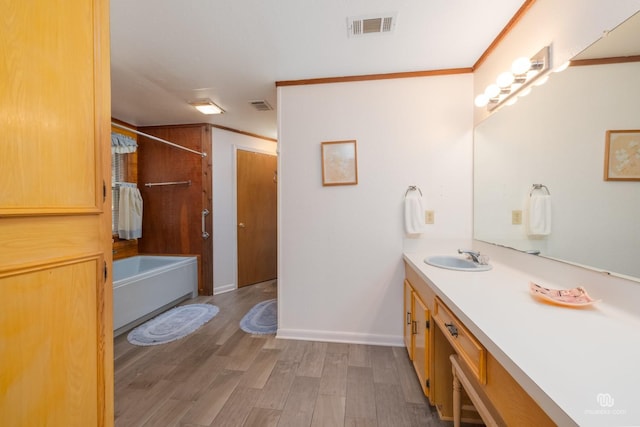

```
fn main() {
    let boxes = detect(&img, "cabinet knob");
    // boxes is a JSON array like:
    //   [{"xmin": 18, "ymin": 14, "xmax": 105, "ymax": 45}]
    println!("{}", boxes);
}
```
[{"xmin": 238, "ymin": 223, "xmax": 245, "ymax": 228}]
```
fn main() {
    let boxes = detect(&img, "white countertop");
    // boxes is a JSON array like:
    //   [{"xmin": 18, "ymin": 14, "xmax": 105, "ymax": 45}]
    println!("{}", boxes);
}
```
[{"xmin": 404, "ymin": 246, "xmax": 640, "ymax": 427}]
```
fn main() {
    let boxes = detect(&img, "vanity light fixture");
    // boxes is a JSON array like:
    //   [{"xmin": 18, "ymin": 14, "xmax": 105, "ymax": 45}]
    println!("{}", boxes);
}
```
[
  {"xmin": 474, "ymin": 45, "xmax": 552, "ymax": 111},
  {"xmin": 189, "ymin": 99, "xmax": 224, "ymax": 115}
]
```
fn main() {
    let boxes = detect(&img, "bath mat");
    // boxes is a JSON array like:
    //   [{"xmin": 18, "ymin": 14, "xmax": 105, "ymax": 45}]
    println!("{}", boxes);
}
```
[
  {"xmin": 240, "ymin": 299, "xmax": 277, "ymax": 335},
  {"xmin": 127, "ymin": 303, "xmax": 219, "ymax": 346}
]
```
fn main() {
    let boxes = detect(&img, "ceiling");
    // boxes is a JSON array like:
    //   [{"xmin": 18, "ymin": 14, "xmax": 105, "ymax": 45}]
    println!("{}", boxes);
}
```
[{"xmin": 110, "ymin": 0, "xmax": 527, "ymax": 139}]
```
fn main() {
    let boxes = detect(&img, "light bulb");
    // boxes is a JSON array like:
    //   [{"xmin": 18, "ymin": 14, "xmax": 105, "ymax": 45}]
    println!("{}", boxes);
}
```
[
  {"xmin": 505, "ymin": 97, "xmax": 518, "ymax": 106},
  {"xmin": 512, "ymin": 57, "xmax": 531, "ymax": 75},
  {"xmin": 497, "ymin": 71, "xmax": 515, "ymax": 88},
  {"xmin": 474, "ymin": 93, "xmax": 489, "ymax": 107},
  {"xmin": 554, "ymin": 60, "xmax": 570, "ymax": 72},
  {"xmin": 484, "ymin": 84, "xmax": 500, "ymax": 98}
]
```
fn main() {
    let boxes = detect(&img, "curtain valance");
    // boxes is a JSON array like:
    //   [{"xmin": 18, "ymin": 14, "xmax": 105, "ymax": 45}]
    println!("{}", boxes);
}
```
[{"xmin": 111, "ymin": 132, "xmax": 137, "ymax": 154}]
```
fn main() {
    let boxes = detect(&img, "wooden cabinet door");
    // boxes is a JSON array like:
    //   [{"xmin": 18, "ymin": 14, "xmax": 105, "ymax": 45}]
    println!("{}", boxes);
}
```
[
  {"xmin": 403, "ymin": 280, "xmax": 414, "ymax": 358},
  {"xmin": 0, "ymin": 1, "xmax": 113, "ymax": 425},
  {"xmin": 412, "ymin": 294, "xmax": 430, "ymax": 398}
]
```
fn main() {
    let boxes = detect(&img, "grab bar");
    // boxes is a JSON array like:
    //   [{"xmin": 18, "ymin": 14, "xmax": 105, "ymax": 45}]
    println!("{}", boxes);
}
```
[{"xmin": 202, "ymin": 209, "xmax": 210, "ymax": 239}]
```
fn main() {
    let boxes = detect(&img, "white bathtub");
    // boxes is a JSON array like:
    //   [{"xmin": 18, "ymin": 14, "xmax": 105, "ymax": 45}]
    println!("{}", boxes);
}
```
[{"xmin": 113, "ymin": 255, "xmax": 198, "ymax": 336}]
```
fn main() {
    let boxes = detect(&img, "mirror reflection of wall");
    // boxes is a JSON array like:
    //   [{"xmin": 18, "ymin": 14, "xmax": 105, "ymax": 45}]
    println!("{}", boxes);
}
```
[{"xmin": 474, "ymin": 12, "xmax": 640, "ymax": 281}]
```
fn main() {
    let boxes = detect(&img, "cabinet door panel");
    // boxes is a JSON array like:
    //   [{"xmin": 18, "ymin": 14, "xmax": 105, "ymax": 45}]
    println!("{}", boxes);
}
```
[
  {"xmin": 403, "ymin": 280, "xmax": 414, "ymax": 358},
  {"xmin": 0, "ymin": 1, "xmax": 101, "ymax": 214},
  {"xmin": 412, "ymin": 293, "xmax": 430, "ymax": 397}
]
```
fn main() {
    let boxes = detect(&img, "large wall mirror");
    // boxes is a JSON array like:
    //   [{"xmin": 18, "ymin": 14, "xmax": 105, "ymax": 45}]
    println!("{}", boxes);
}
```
[{"xmin": 474, "ymin": 11, "xmax": 640, "ymax": 281}]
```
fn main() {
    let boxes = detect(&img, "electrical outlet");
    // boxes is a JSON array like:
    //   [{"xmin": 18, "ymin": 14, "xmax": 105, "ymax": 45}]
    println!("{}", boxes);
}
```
[
  {"xmin": 512, "ymin": 210, "xmax": 523, "ymax": 225},
  {"xmin": 425, "ymin": 210, "xmax": 435, "ymax": 224}
]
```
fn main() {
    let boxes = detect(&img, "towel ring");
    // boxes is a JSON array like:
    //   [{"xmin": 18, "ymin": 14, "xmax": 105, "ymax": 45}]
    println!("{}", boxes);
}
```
[
  {"xmin": 405, "ymin": 185, "xmax": 422, "ymax": 197},
  {"xmin": 530, "ymin": 184, "xmax": 551, "ymax": 196}
]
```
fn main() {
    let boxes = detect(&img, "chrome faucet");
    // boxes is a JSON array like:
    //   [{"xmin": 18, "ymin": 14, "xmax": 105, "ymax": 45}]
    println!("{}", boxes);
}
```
[{"xmin": 458, "ymin": 249, "xmax": 481, "ymax": 263}]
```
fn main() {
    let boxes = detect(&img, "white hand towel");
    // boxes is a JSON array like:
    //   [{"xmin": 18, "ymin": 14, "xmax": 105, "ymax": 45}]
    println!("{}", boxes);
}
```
[
  {"xmin": 118, "ymin": 186, "xmax": 143, "ymax": 239},
  {"xmin": 404, "ymin": 191, "xmax": 426, "ymax": 234},
  {"xmin": 527, "ymin": 194, "xmax": 551, "ymax": 236}
]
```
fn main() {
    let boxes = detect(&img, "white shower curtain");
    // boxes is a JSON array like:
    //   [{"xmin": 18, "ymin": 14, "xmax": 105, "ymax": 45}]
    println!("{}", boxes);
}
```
[{"xmin": 118, "ymin": 185, "xmax": 143, "ymax": 239}]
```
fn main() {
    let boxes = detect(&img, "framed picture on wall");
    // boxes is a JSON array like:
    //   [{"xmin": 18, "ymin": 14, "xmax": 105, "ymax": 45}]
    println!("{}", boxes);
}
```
[
  {"xmin": 321, "ymin": 140, "xmax": 358, "ymax": 186},
  {"xmin": 604, "ymin": 129, "xmax": 640, "ymax": 181}
]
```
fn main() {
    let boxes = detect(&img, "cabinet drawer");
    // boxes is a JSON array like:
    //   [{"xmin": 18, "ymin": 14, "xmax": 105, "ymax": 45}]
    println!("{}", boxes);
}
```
[{"xmin": 434, "ymin": 297, "xmax": 486, "ymax": 384}]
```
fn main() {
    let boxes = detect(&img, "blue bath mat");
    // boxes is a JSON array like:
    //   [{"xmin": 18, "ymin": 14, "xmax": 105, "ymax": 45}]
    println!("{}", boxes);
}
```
[
  {"xmin": 127, "ymin": 303, "xmax": 219, "ymax": 346},
  {"xmin": 240, "ymin": 299, "xmax": 277, "ymax": 335}
]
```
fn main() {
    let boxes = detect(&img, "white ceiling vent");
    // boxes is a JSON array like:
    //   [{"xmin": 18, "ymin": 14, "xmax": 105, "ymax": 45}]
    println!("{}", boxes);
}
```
[
  {"xmin": 347, "ymin": 13, "xmax": 396, "ymax": 37},
  {"xmin": 249, "ymin": 100, "xmax": 273, "ymax": 111}
]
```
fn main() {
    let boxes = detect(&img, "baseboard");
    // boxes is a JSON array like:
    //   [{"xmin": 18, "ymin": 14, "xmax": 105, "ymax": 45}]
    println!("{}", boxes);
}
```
[
  {"xmin": 276, "ymin": 328, "xmax": 404, "ymax": 347},
  {"xmin": 213, "ymin": 283, "xmax": 236, "ymax": 295}
]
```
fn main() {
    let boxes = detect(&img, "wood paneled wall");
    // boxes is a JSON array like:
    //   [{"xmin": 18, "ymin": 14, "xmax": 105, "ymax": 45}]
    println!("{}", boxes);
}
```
[{"xmin": 137, "ymin": 124, "xmax": 213, "ymax": 295}]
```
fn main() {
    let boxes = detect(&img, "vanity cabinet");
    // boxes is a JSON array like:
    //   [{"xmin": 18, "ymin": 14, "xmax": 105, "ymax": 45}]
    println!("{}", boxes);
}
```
[
  {"xmin": 404, "ymin": 261, "xmax": 555, "ymax": 426},
  {"xmin": 404, "ymin": 280, "xmax": 431, "ymax": 396},
  {"xmin": 433, "ymin": 297, "xmax": 486, "ymax": 384}
]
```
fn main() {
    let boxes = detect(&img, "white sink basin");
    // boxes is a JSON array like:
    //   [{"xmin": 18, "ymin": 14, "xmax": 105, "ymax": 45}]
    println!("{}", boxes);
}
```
[{"xmin": 424, "ymin": 255, "xmax": 492, "ymax": 272}]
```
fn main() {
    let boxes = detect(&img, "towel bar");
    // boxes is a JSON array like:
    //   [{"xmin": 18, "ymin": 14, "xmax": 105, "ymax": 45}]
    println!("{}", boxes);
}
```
[
  {"xmin": 144, "ymin": 180, "xmax": 192, "ymax": 187},
  {"xmin": 529, "ymin": 184, "xmax": 550, "ymax": 196},
  {"xmin": 405, "ymin": 185, "xmax": 423, "ymax": 197}
]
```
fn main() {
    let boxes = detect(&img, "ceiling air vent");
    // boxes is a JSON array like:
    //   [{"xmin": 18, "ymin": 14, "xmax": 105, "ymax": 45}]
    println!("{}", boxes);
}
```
[
  {"xmin": 249, "ymin": 100, "xmax": 273, "ymax": 111},
  {"xmin": 347, "ymin": 13, "xmax": 396, "ymax": 37}
]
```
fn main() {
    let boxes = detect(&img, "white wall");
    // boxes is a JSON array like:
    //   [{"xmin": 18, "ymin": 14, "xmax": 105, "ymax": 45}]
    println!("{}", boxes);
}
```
[
  {"xmin": 278, "ymin": 75, "xmax": 473, "ymax": 345},
  {"xmin": 212, "ymin": 127, "xmax": 277, "ymax": 294}
]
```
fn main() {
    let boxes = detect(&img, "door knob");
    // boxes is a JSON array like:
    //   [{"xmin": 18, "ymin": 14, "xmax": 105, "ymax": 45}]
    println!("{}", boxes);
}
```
[{"xmin": 238, "ymin": 222, "xmax": 245, "ymax": 228}]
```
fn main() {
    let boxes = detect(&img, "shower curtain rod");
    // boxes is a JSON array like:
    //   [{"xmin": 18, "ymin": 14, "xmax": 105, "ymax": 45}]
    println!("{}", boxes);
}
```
[{"xmin": 111, "ymin": 122, "xmax": 207, "ymax": 157}]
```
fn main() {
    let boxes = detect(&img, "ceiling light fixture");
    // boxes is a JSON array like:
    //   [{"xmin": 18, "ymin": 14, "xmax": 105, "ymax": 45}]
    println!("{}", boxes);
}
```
[
  {"xmin": 474, "ymin": 46, "xmax": 552, "ymax": 111},
  {"xmin": 189, "ymin": 99, "xmax": 224, "ymax": 115}
]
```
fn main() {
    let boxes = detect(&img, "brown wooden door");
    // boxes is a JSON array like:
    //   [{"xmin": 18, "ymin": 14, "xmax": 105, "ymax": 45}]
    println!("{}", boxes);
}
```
[
  {"xmin": 0, "ymin": 1, "xmax": 113, "ymax": 425},
  {"xmin": 237, "ymin": 150, "xmax": 277, "ymax": 287},
  {"xmin": 137, "ymin": 124, "xmax": 213, "ymax": 295}
]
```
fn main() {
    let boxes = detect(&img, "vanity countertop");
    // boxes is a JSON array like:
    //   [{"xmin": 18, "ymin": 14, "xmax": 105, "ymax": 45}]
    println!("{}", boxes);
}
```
[{"xmin": 404, "ymin": 246, "xmax": 640, "ymax": 427}]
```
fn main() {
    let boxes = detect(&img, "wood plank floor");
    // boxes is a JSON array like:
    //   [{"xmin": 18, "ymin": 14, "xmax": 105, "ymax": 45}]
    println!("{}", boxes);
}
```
[{"xmin": 114, "ymin": 280, "xmax": 456, "ymax": 427}]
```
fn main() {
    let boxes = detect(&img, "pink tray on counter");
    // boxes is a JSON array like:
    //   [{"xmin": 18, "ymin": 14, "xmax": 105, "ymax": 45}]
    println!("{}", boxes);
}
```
[{"xmin": 529, "ymin": 282, "xmax": 599, "ymax": 307}]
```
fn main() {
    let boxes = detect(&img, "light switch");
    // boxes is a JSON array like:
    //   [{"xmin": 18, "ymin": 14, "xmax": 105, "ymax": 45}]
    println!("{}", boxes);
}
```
[
  {"xmin": 512, "ymin": 210, "xmax": 522, "ymax": 225},
  {"xmin": 425, "ymin": 210, "xmax": 435, "ymax": 224}
]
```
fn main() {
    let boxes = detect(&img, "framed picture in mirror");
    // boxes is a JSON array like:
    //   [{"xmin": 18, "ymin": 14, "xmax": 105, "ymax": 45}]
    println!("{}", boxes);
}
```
[
  {"xmin": 321, "ymin": 140, "xmax": 358, "ymax": 186},
  {"xmin": 604, "ymin": 129, "xmax": 640, "ymax": 181}
]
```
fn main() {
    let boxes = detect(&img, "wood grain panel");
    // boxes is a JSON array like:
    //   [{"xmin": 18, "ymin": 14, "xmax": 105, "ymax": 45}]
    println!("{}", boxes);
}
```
[
  {"xmin": 0, "ymin": 216, "xmax": 101, "ymax": 271},
  {"xmin": 0, "ymin": 0, "xmax": 100, "ymax": 214},
  {"xmin": 113, "ymin": 239, "xmax": 139, "ymax": 260},
  {"xmin": 0, "ymin": 257, "xmax": 102, "ymax": 425},
  {"xmin": 137, "ymin": 124, "xmax": 213, "ymax": 294},
  {"xmin": 404, "ymin": 281, "xmax": 414, "ymax": 358},
  {"xmin": 484, "ymin": 354, "xmax": 555, "ymax": 427},
  {"xmin": 0, "ymin": 0, "xmax": 113, "ymax": 425}
]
